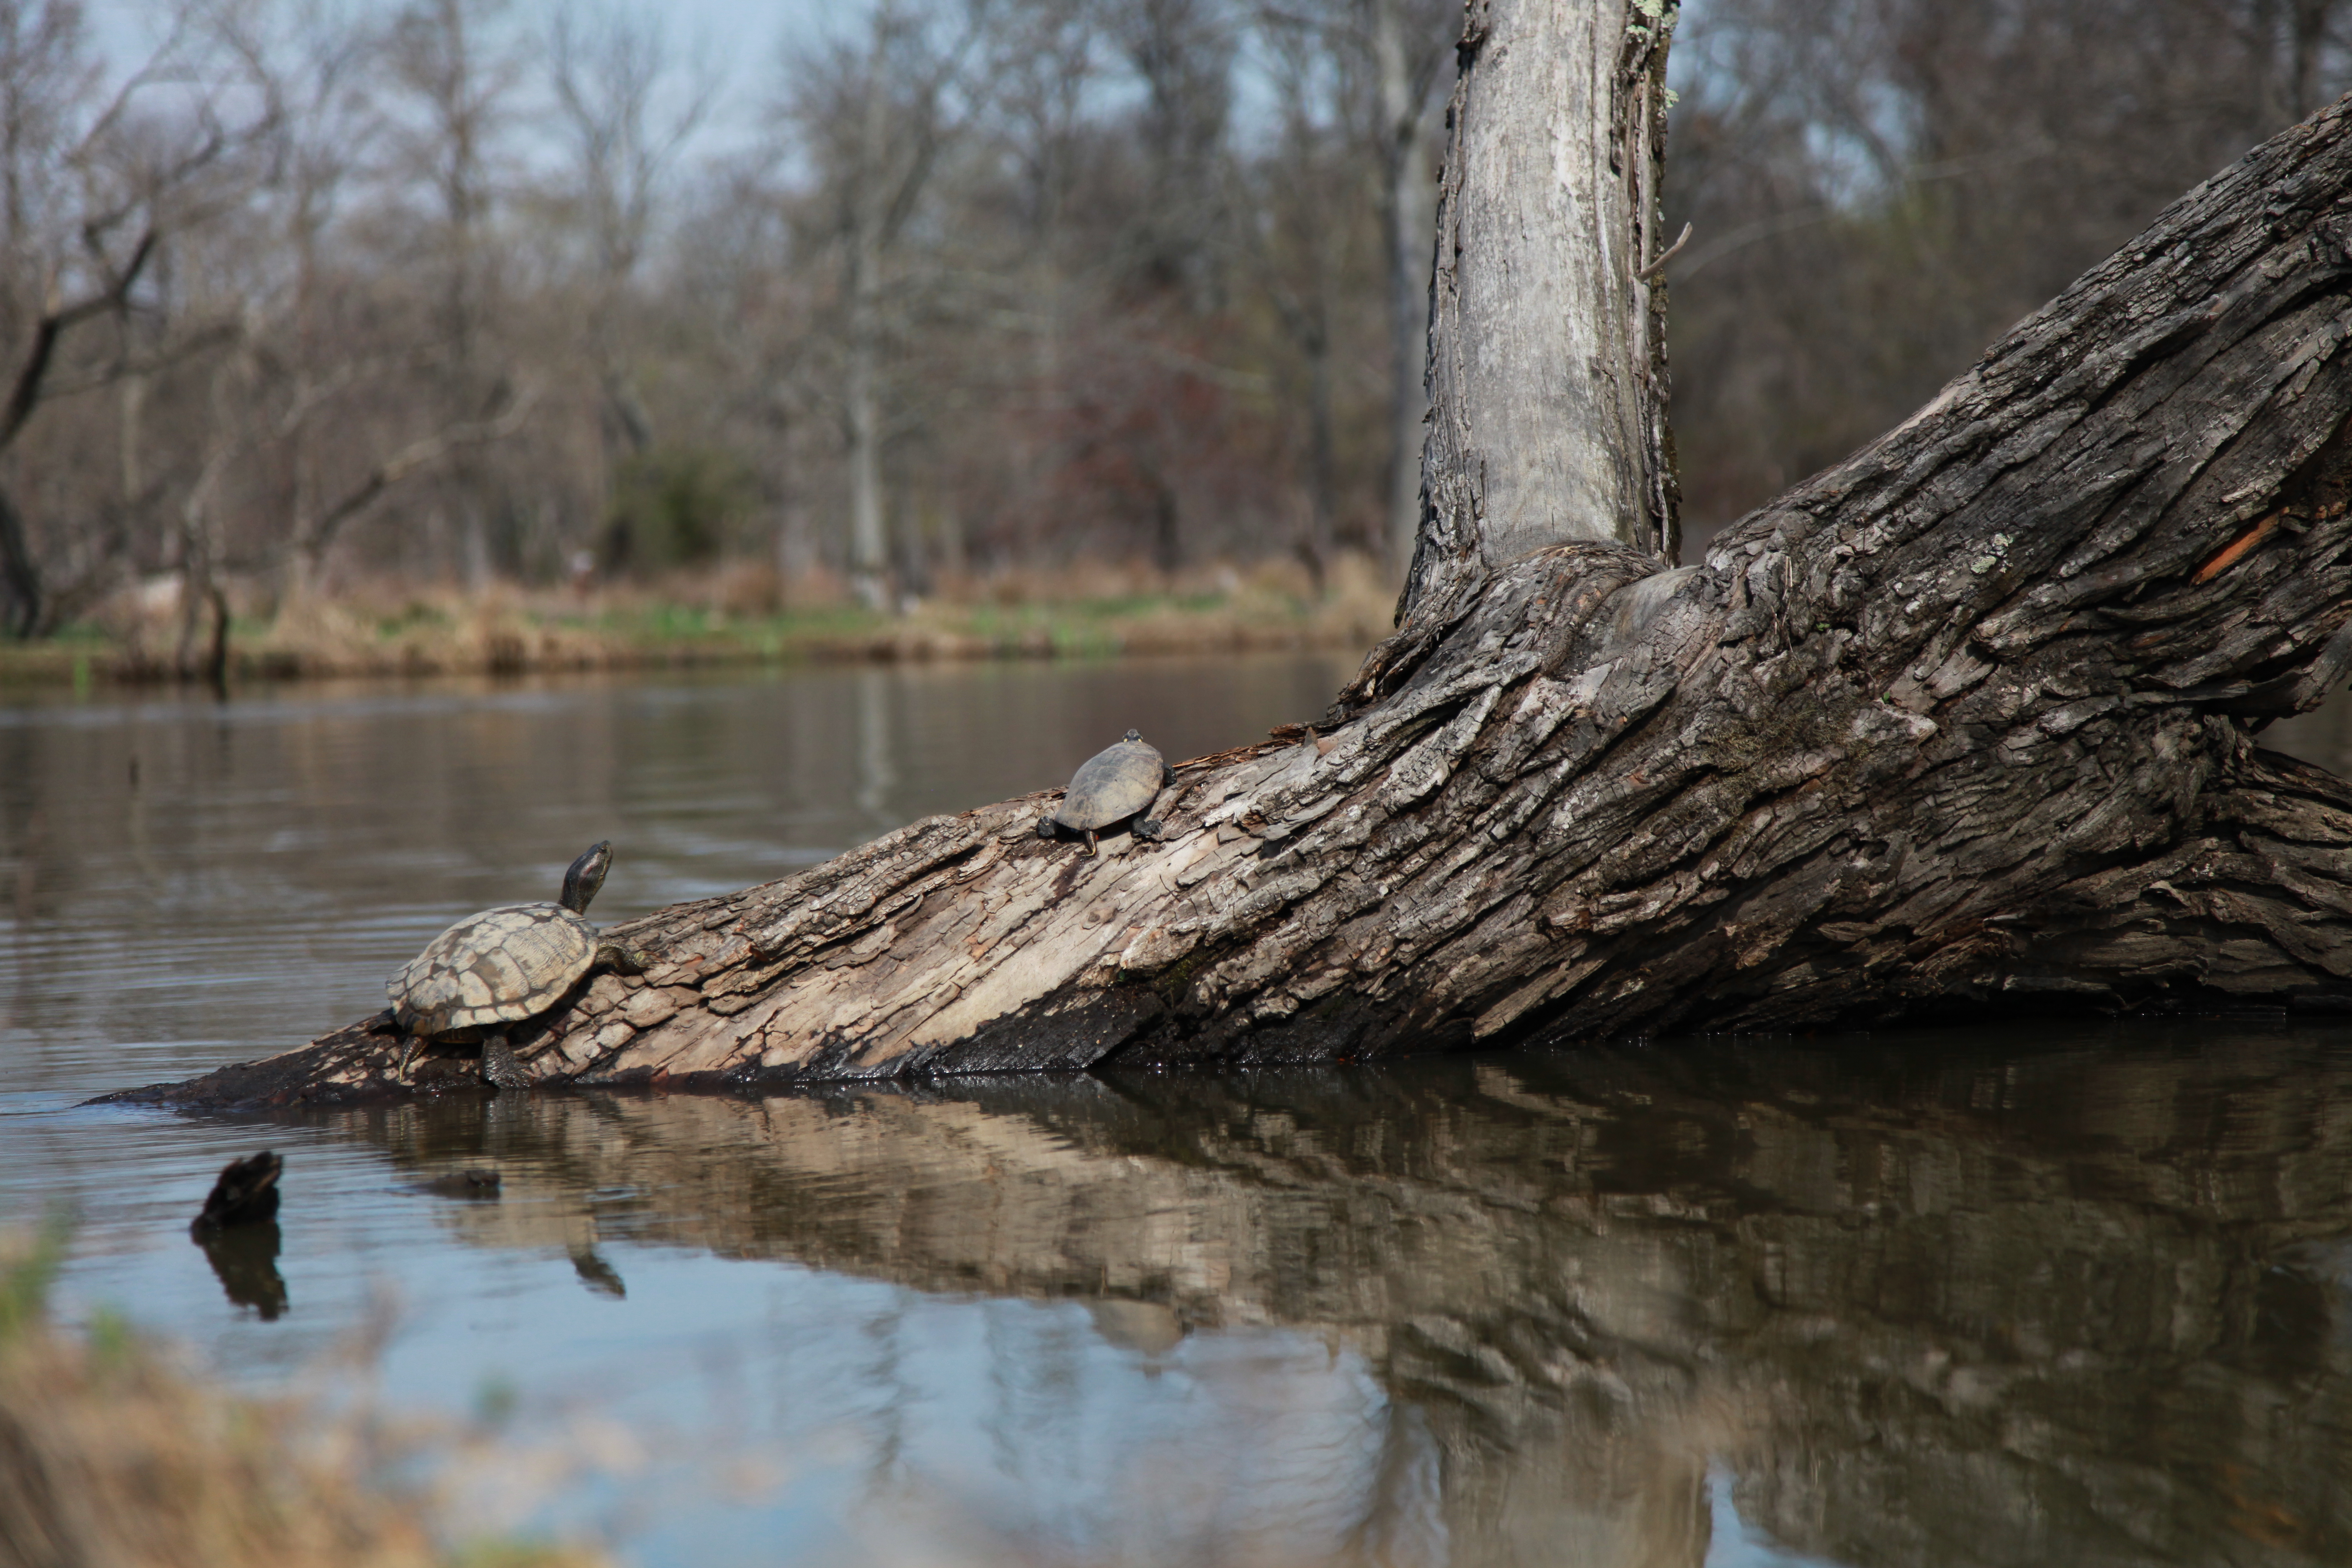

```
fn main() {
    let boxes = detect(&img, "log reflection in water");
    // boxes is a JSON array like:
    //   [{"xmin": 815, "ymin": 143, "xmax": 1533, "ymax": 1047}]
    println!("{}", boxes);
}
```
[{"xmin": 314, "ymin": 1026, "xmax": 2352, "ymax": 1568}]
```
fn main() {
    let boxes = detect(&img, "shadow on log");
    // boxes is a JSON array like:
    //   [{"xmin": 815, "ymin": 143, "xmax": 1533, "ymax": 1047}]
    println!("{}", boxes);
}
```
[
  {"xmin": 111, "ymin": 63, "xmax": 2352, "ymax": 1107},
  {"xmin": 230, "ymin": 1028, "xmax": 2352, "ymax": 1567}
]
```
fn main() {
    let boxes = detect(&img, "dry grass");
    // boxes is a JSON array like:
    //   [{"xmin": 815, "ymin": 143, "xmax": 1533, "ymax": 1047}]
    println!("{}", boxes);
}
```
[
  {"xmin": 0, "ymin": 553, "xmax": 1398, "ymax": 687},
  {"xmin": 0, "ymin": 1225, "xmax": 604, "ymax": 1568}
]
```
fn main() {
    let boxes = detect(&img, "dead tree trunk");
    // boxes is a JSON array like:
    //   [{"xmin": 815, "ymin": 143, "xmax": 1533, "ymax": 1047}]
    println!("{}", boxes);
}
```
[
  {"xmin": 124, "ymin": 24, "xmax": 2352, "ymax": 1106},
  {"xmin": 1404, "ymin": 0, "xmax": 1679, "ymax": 621}
]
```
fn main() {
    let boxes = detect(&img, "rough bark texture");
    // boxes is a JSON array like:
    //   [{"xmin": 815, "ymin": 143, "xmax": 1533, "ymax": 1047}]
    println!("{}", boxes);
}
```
[
  {"xmin": 120, "ymin": 89, "xmax": 2352, "ymax": 1108},
  {"xmin": 1373, "ymin": 0, "xmax": 1443, "ymax": 578},
  {"xmin": 1401, "ymin": 0, "xmax": 1679, "ymax": 624}
]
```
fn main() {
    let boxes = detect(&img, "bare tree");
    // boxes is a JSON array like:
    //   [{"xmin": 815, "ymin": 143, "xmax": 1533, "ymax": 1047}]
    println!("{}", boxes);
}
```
[
  {"xmin": 383, "ymin": 0, "xmax": 515, "ymax": 585},
  {"xmin": 782, "ymin": 0, "xmax": 987, "ymax": 611},
  {"xmin": 974, "ymin": 0, "xmax": 1099, "ymax": 569},
  {"xmin": 1362, "ymin": 0, "xmax": 1452, "ymax": 575},
  {"xmin": 548, "ymin": 1, "xmax": 715, "ymax": 482},
  {"xmin": 259, "ymin": 0, "xmax": 387, "ymax": 602},
  {"xmin": 0, "ymin": 0, "xmax": 277, "ymax": 637},
  {"xmin": 0, "ymin": 0, "xmax": 2339, "ymax": 693},
  {"xmin": 1238, "ymin": 4, "xmax": 1356, "ymax": 592},
  {"xmin": 1663, "ymin": 0, "xmax": 2352, "ymax": 545}
]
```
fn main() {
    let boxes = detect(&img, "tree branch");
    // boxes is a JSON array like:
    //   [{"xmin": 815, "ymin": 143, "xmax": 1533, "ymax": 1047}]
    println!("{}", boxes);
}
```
[
  {"xmin": 0, "ymin": 227, "xmax": 157, "ymax": 453},
  {"xmin": 296, "ymin": 383, "xmax": 540, "ymax": 563}
]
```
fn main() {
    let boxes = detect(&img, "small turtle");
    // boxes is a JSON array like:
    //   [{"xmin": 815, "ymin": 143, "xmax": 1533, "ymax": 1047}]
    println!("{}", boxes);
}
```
[
  {"xmin": 1038, "ymin": 729, "xmax": 1173, "ymax": 855},
  {"xmin": 385, "ymin": 841, "xmax": 650, "ymax": 1086}
]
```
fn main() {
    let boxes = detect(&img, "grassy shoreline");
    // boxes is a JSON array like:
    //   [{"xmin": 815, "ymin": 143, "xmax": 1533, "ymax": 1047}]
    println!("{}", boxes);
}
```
[{"xmin": 0, "ymin": 559, "xmax": 1395, "ymax": 689}]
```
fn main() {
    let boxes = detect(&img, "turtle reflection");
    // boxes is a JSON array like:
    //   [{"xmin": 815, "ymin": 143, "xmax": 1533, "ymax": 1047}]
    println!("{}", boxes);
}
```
[
  {"xmin": 188, "ymin": 1150, "xmax": 287, "ymax": 1320},
  {"xmin": 192, "ymin": 1220, "xmax": 287, "ymax": 1320},
  {"xmin": 569, "ymin": 1246, "xmax": 626, "ymax": 1298}
]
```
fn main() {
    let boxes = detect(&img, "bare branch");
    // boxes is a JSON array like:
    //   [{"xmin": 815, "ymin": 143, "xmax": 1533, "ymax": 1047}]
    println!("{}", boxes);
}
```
[
  {"xmin": 0, "ymin": 224, "xmax": 156, "ymax": 451},
  {"xmin": 299, "ymin": 383, "xmax": 542, "ymax": 561}
]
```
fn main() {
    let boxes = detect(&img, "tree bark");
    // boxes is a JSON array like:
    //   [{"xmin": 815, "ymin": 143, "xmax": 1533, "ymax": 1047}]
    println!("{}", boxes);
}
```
[
  {"xmin": 844, "ymin": 13, "xmax": 901, "ymax": 615},
  {"xmin": 1371, "ymin": 0, "xmax": 1442, "ymax": 580},
  {"xmin": 0, "ymin": 483, "xmax": 43, "ymax": 638},
  {"xmin": 123, "ymin": 41, "xmax": 2352, "ymax": 1106},
  {"xmin": 1402, "ymin": 0, "xmax": 1679, "ymax": 626}
]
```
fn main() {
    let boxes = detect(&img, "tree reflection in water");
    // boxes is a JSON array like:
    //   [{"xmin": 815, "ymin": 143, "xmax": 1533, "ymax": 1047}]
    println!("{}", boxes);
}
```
[{"xmin": 308, "ymin": 1023, "xmax": 2352, "ymax": 1567}]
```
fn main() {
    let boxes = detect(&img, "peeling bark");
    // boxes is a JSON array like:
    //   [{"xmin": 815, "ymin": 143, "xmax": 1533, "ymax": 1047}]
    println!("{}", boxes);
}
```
[{"xmin": 120, "ymin": 76, "xmax": 2352, "ymax": 1106}]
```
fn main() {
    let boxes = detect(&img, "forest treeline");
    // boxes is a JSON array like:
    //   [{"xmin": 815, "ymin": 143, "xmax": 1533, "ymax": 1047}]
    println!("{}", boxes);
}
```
[{"xmin": 0, "ymin": 0, "xmax": 2342, "ymax": 650}]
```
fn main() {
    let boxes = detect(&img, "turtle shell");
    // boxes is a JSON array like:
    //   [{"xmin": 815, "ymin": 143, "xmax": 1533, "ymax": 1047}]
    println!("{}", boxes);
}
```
[
  {"xmin": 1053, "ymin": 736, "xmax": 1168, "ymax": 831},
  {"xmin": 387, "ymin": 902, "xmax": 598, "ymax": 1038}
]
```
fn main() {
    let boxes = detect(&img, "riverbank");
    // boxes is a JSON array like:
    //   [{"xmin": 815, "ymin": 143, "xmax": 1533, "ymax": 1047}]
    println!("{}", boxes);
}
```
[{"xmin": 0, "ymin": 556, "xmax": 1395, "ymax": 689}]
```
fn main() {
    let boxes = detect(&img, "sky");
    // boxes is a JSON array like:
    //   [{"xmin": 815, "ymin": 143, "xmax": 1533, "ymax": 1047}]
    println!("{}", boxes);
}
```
[{"xmin": 84, "ymin": 0, "xmax": 843, "ymax": 166}]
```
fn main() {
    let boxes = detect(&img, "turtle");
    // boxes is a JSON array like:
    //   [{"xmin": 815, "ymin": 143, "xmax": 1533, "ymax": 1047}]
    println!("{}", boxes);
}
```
[
  {"xmin": 1037, "ymin": 729, "xmax": 1173, "ymax": 855},
  {"xmin": 385, "ymin": 840, "xmax": 651, "ymax": 1085}
]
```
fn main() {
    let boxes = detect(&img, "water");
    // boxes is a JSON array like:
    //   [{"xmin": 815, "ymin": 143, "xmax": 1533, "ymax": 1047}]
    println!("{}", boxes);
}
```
[{"xmin": 6, "ymin": 658, "xmax": 2352, "ymax": 1568}]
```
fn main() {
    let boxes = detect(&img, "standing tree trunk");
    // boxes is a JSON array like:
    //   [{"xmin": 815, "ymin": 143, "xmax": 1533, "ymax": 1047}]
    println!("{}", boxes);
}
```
[
  {"xmin": 127, "ymin": 14, "xmax": 2352, "ymax": 1107},
  {"xmin": 1370, "ymin": 0, "xmax": 1440, "ymax": 580},
  {"xmin": 1304, "ymin": 317, "xmax": 1338, "ymax": 592},
  {"xmin": 845, "ymin": 24, "xmax": 895, "ymax": 615},
  {"xmin": 1404, "ymin": 0, "xmax": 1679, "ymax": 624},
  {"xmin": 0, "ymin": 485, "xmax": 38, "ymax": 637}
]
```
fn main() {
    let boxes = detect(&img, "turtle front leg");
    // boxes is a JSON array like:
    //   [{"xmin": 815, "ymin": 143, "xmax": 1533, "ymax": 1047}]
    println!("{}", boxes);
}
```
[
  {"xmin": 1133, "ymin": 817, "xmax": 1166, "ymax": 843},
  {"xmin": 480, "ymin": 1033, "xmax": 531, "ymax": 1091},
  {"xmin": 594, "ymin": 940, "xmax": 655, "ymax": 974}
]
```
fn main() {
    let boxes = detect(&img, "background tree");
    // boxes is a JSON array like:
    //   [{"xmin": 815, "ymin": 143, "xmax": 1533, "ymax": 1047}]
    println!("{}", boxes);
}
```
[
  {"xmin": 780, "ymin": 0, "xmax": 989, "ymax": 609},
  {"xmin": 1663, "ymin": 0, "xmax": 2352, "ymax": 547},
  {"xmin": 548, "ymin": 3, "xmax": 713, "ymax": 492},
  {"xmin": 0, "ymin": 0, "xmax": 2343, "ymax": 648},
  {"xmin": 0, "ymin": 1, "xmax": 275, "ymax": 637}
]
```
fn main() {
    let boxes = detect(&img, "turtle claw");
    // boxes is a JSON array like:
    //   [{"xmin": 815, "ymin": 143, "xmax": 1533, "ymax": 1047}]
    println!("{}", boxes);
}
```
[{"xmin": 481, "ymin": 1035, "xmax": 531, "ymax": 1092}]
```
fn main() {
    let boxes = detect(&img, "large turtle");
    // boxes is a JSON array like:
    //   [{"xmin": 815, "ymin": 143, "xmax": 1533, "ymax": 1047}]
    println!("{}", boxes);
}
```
[
  {"xmin": 386, "ymin": 841, "xmax": 650, "ymax": 1085},
  {"xmin": 1037, "ymin": 729, "xmax": 1172, "ymax": 855}
]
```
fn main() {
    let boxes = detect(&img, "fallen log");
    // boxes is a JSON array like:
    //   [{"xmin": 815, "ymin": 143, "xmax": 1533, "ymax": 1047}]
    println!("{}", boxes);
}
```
[{"xmin": 116, "ymin": 10, "xmax": 2352, "ymax": 1107}]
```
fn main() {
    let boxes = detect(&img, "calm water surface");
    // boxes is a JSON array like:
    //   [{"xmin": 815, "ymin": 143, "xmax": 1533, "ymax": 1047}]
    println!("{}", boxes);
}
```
[{"xmin": 6, "ymin": 657, "xmax": 2352, "ymax": 1568}]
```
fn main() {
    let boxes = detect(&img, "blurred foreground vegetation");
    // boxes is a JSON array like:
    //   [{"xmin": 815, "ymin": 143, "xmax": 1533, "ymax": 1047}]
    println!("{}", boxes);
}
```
[{"xmin": 0, "ymin": 1223, "xmax": 604, "ymax": 1568}]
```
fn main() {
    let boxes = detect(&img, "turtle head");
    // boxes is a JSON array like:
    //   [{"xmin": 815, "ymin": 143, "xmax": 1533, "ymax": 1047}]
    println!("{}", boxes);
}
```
[
  {"xmin": 1122, "ymin": 728, "xmax": 1142, "ymax": 743},
  {"xmin": 560, "ymin": 841, "xmax": 614, "ymax": 913}
]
